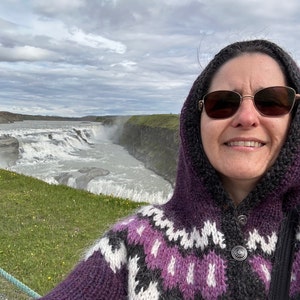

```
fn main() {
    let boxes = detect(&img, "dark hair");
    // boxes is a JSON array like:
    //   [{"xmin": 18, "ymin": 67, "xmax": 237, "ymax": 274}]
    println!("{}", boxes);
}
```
[{"xmin": 190, "ymin": 40, "xmax": 300, "ymax": 105}]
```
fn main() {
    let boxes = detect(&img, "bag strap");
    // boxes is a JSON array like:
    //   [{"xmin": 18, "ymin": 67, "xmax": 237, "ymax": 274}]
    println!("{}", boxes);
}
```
[{"xmin": 269, "ymin": 207, "xmax": 299, "ymax": 300}]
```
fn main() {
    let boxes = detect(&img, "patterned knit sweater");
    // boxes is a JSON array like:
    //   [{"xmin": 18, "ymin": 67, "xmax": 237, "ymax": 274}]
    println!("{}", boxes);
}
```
[
  {"xmin": 41, "ymin": 43, "xmax": 300, "ymax": 299},
  {"xmin": 40, "ymin": 198, "xmax": 300, "ymax": 299}
]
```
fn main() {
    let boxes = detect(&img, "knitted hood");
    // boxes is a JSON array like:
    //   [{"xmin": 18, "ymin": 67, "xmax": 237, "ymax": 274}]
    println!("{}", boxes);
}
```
[{"xmin": 164, "ymin": 40, "xmax": 300, "ymax": 230}]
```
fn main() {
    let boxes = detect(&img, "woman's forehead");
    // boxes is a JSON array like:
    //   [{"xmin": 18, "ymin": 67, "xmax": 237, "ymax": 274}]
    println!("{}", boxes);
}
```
[{"xmin": 208, "ymin": 53, "xmax": 287, "ymax": 92}]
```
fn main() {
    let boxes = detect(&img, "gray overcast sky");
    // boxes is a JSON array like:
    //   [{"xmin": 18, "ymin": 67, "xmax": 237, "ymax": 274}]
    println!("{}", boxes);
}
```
[{"xmin": 0, "ymin": 0, "xmax": 300, "ymax": 117}]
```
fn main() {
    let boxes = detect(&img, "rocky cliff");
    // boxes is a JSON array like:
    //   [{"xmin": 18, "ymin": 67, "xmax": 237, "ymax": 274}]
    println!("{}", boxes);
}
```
[
  {"xmin": 0, "ymin": 135, "xmax": 19, "ymax": 167},
  {"xmin": 118, "ymin": 115, "xmax": 180, "ymax": 185}
]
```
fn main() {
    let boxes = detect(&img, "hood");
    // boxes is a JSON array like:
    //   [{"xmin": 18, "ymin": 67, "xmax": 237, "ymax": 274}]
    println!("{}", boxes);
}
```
[{"xmin": 164, "ymin": 41, "xmax": 300, "ymax": 230}]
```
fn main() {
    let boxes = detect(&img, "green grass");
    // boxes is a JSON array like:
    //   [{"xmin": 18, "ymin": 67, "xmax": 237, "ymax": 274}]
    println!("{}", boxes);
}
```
[
  {"xmin": 0, "ymin": 169, "xmax": 143, "ymax": 297},
  {"xmin": 128, "ymin": 114, "xmax": 179, "ymax": 130}
]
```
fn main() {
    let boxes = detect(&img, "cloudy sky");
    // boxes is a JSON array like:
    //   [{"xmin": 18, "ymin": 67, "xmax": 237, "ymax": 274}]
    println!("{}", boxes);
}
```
[{"xmin": 0, "ymin": 0, "xmax": 300, "ymax": 117}]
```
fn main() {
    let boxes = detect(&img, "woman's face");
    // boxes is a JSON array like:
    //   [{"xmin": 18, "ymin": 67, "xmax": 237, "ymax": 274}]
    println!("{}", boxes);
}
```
[{"xmin": 201, "ymin": 53, "xmax": 291, "ymax": 189}]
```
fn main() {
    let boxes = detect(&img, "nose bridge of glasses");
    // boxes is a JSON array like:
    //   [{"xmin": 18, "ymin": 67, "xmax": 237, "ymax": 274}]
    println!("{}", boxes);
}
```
[
  {"xmin": 239, "ymin": 95, "xmax": 256, "ymax": 110},
  {"xmin": 241, "ymin": 94, "xmax": 254, "ymax": 100},
  {"xmin": 237, "ymin": 94, "xmax": 258, "ymax": 115}
]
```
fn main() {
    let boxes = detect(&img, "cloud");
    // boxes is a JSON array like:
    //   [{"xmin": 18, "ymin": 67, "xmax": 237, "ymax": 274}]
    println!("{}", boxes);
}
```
[
  {"xmin": 32, "ymin": 0, "xmax": 85, "ymax": 16},
  {"xmin": 0, "ymin": 45, "xmax": 56, "ymax": 61},
  {"xmin": 68, "ymin": 28, "xmax": 127, "ymax": 54},
  {"xmin": 0, "ymin": 0, "xmax": 299, "ymax": 116}
]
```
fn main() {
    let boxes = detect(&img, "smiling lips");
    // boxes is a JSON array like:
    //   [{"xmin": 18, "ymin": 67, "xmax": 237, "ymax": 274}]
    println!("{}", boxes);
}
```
[{"xmin": 226, "ymin": 140, "xmax": 264, "ymax": 148}]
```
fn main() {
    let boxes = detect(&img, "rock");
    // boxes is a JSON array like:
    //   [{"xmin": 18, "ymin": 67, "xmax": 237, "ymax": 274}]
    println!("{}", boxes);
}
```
[
  {"xmin": 118, "ymin": 115, "xmax": 179, "ymax": 186},
  {"xmin": 0, "ymin": 135, "xmax": 19, "ymax": 150},
  {"xmin": 76, "ymin": 167, "xmax": 110, "ymax": 189},
  {"xmin": 55, "ymin": 167, "xmax": 110, "ymax": 190},
  {"xmin": 78, "ymin": 167, "xmax": 110, "ymax": 177},
  {"xmin": 0, "ymin": 135, "xmax": 19, "ymax": 167}
]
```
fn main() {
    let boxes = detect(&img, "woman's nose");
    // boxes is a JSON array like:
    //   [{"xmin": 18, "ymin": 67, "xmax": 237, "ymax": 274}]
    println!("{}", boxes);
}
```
[{"xmin": 231, "ymin": 97, "xmax": 260, "ymax": 128}]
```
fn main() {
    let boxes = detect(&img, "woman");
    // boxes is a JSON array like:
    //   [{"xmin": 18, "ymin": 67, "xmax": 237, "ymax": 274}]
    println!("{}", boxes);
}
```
[{"xmin": 41, "ymin": 39, "xmax": 300, "ymax": 299}]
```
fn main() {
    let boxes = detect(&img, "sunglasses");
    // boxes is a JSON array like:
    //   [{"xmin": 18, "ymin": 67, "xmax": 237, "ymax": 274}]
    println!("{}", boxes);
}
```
[{"xmin": 198, "ymin": 86, "xmax": 300, "ymax": 119}]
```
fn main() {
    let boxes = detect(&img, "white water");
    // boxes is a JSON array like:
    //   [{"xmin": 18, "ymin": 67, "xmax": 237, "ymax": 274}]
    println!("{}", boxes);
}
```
[{"xmin": 0, "ymin": 120, "xmax": 173, "ymax": 204}]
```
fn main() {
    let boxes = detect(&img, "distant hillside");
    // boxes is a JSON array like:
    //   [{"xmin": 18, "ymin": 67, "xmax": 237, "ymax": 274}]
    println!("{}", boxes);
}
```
[
  {"xmin": 0, "ymin": 111, "xmax": 124, "ymax": 124},
  {"xmin": 0, "ymin": 111, "xmax": 80, "ymax": 123}
]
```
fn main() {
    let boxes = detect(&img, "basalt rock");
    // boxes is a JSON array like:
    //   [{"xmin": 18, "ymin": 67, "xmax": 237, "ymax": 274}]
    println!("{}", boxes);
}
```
[
  {"xmin": 118, "ymin": 115, "xmax": 179, "ymax": 186},
  {"xmin": 0, "ymin": 135, "xmax": 19, "ymax": 167},
  {"xmin": 55, "ymin": 167, "xmax": 110, "ymax": 190}
]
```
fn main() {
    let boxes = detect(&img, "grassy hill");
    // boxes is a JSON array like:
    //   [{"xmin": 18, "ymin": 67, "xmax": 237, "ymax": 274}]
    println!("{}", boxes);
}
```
[{"xmin": 0, "ymin": 169, "xmax": 143, "ymax": 297}]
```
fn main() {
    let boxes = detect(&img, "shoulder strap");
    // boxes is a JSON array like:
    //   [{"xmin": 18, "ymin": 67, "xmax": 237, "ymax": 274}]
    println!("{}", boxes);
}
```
[{"xmin": 269, "ymin": 207, "xmax": 299, "ymax": 300}]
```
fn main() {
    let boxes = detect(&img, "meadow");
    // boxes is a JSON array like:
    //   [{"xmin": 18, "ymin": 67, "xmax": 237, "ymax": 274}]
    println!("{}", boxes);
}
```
[{"xmin": 0, "ymin": 169, "xmax": 143, "ymax": 298}]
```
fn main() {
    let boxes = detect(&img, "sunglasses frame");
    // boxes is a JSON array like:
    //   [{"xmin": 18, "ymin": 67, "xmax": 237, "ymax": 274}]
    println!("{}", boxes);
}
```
[{"xmin": 198, "ymin": 86, "xmax": 300, "ymax": 119}]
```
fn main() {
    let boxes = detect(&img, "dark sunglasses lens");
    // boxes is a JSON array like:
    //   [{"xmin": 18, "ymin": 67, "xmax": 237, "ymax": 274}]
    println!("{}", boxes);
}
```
[
  {"xmin": 254, "ymin": 87, "xmax": 295, "ymax": 116},
  {"xmin": 204, "ymin": 91, "xmax": 240, "ymax": 118}
]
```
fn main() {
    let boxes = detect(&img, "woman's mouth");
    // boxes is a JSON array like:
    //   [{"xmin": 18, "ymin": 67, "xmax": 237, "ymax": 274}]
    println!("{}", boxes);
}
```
[{"xmin": 226, "ymin": 141, "xmax": 264, "ymax": 148}]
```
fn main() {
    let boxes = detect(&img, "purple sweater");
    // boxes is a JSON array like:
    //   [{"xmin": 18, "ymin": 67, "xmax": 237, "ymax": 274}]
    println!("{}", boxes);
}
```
[{"xmin": 40, "ymin": 198, "xmax": 300, "ymax": 299}]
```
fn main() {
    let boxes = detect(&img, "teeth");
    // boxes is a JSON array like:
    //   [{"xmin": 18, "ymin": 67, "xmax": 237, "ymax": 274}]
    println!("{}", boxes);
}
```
[{"xmin": 227, "ymin": 141, "xmax": 263, "ymax": 147}]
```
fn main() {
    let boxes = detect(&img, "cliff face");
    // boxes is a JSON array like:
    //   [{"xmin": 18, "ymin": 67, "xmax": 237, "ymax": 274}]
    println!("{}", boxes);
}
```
[
  {"xmin": 0, "ymin": 135, "xmax": 19, "ymax": 167},
  {"xmin": 118, "ymin": 115, "xmax": 179, "ymax": 185}
]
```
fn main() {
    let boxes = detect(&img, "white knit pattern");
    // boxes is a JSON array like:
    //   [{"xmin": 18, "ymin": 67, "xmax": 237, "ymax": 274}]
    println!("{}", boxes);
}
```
[
  {"xmin": 261, "ymin": 263, "xmax": 271, "ymax": 282},
  {"xmin": 167, "ymin": 256, "xmax": 176, "ymax": 276},
  {"xmin": 186, "ymin": 262, "xmax": 195, "ymax": 285},
  {"xmin": 246, "ymin": 229, "xmax": 278, "ymax": 255},
  {"xmin": 151, "ymin": 239, "xmax": 161, "ymax": 257},
  {"xmin": 207, "ymin": 263, "xmax": 217, "ymax": 288},
  {"xmin": 140, "ymin": 206, "xmax": 226, "ymax": 250},
  {"xmin": 128, "ymin": 255, "xmax": 160, "ymax": 300},
  {"xmin": 84, "ymin": 236, "xmax": 127, "ymax": 273}
]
